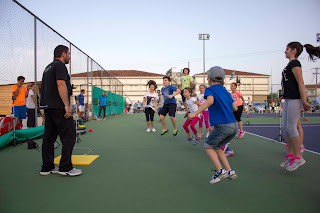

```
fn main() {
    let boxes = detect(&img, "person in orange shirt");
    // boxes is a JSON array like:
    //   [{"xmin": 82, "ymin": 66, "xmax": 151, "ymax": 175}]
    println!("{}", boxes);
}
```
[{"xmin": 11, "ymin": 76, "xmax": 28, "ymax": 126}]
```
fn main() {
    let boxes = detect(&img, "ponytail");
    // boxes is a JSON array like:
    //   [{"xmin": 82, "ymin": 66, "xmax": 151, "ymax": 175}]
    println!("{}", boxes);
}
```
[
  {"xmin": 304, "ymin": 44, "xmax": 320, "ymax": 61},
  {"xmin": 287, "ymin": 42, "xmax": 320, "ymax": 61}
]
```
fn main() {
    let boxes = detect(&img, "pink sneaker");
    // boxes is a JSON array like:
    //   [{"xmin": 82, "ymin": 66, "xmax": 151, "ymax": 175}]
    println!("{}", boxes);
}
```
[
  {"xmin": 235, "ymin": 129, "xmax": 240, "ymax": 137},
  {"xmin": 225, "ymin": 150, "xmax": 234, "ymax": 157},
  {"xmin": 221, "ymin": 145, "xmax": 228, "ymax": 153},
  {"xmin": 238, "ymin": 131, "xmax": 245, "ymax": 138},
  {"xmin": 300, "ymin": 145, "xmax": 305, "ymax": 156}
]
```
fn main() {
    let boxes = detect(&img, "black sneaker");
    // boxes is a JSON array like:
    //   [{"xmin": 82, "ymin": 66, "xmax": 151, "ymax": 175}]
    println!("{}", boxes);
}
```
[{"xmin": 173, "ymin": 129, "xmax": 178, "ymax": 136}]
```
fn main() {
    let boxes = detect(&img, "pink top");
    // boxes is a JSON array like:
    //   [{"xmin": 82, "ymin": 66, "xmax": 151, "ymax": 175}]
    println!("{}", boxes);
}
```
[{"xmin": 231, "ymin": 91, "xmax": 243, "ymax": 106}]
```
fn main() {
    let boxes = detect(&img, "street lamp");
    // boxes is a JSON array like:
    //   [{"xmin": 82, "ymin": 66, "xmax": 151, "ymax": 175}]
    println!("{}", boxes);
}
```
[{"xmin": 198, "ymin": 34, "xmax": 210, "ymax": 83}]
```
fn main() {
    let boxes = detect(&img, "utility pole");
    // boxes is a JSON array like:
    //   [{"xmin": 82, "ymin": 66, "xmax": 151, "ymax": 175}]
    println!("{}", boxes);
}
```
[
  {"xmin": 313, "ymin": 67, "xmax": 320, "ymax": 99},
  {"xmin": 198, "ymin": 34, "xmax": 210, "ymax": 83}
]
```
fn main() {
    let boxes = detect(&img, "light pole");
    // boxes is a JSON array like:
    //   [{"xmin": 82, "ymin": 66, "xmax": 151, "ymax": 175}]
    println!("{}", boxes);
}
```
[{"xmin": 199, "ymin": 34, "xmax": 210, "ymax": 83}]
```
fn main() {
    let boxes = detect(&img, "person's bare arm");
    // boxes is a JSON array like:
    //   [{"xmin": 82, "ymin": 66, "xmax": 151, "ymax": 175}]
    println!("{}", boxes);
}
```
[
  {"xmin": 194, "ymin": 100, "xmax": 202, "ymax": 107},
  {"xmin": 142, "ymin": 97, "xmax": 146, "ymax": 108},
  {"xmin": 292, "ymin": 67, "xmax": 311, "ymax": 111},
  {"xmin": 188, "ymin": 96, "xmax": 214, "ymax": 119},
  {"xmin": 168, "ymin": 89, "xmax": 181, "ymax": 99},
  {"xmin": 97, "ymin": 99, "xmax": 100, "ymax": 106},
  {"xmin": 13, "ymin": 85, "xmax": 21, "ymax": 96},
  {"xmin": 57, "ymin": 80, "xmax": 71, "ymax": 118},
  {"xmin": 232, "ymin": 101, "xmax": 238, "ymax": 112},
  {"xmin": 155, "ymin": 99, "xmax": 158, "ymax": 114}
]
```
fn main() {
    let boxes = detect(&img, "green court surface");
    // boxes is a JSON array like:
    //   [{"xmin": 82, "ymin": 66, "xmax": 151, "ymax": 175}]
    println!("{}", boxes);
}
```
[{"xmin": 0, "ymin": 114, "xmax": 319, "ymax": 213}]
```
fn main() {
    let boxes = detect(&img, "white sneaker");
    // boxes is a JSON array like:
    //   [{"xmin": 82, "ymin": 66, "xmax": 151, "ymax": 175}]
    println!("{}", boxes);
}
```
[
  {"xmin": 280, "ymin": 158, "xmax": 291, "ymax": 168},
  {"xmin": 40, "ymin": 167, "xmax": 59, "ymax": 176},
  {"xmin": 58, "ymin": 168, "xmax": 82, "ymax": 176},
  {"xmin": 286, "ymin": 157, "xmax": 306, "ymax": 172},
  {"xmin": 226, "ymin": 169, "xmax": 238, "ymax": 180},
  {"xmin": 152, "ymin": 128, "xmax": 156, "ymax": 132},
  {"xmin": 146, "ymin": 128, "xmax": 151, "ymax": 132},
  {"xmin": 209, "ymin": 169, "xmax": 228, "ymax": 184},
  {"xmin": 206, "ymin": 132, "xmax": 210, "ymax": 138}
]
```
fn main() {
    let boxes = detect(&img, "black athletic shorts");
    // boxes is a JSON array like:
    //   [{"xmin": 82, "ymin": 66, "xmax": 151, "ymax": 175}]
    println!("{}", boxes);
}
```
[
  {"xmin": 159, "ymin": 103, "xmax": 177, "ymax": 117},
  {"xmin": 233, "ymin": 105, "xmax": 243, "ymax": 122}
]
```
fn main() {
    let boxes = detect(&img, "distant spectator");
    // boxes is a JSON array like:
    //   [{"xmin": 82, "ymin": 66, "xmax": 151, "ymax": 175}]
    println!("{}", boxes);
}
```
[
  {"xmin": 271, "ymin": 100, "xmax": 275, "ymax": 113},
  {"xmin": 137, "ymin": 101, "xmax": 141, "ymax": 112},
  {"xmin": 26, "ymin": 83, "xmax": 36, "ymax": 127},
  {"xmin": 247, "ymin": 97, "xmax": 253, "ymax": 112},
  {"xmin": 77, "ymin": 89, "xmax": 85, "ymax": 118},
  {"xmin": 11, "ymin": 76, "xmax": 27, "ymax": 128},
  {"xmin": 264, "ymin": 100, "xmax": 268, "ymax": 110},
  {"xmin": 98, "ymin": 92, "xmax": 108, "ymax": 119}
]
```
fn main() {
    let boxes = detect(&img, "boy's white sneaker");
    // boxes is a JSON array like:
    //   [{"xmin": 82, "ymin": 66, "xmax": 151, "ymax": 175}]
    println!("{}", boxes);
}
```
[
  {"xmin": 146, "ymin": 128, "xmax": 151, "ymax": 132},
  {"xmin": 209, "ymin": 169, "xmax": 228, "ymax": 184},
  {"xmin": 206, "ymin": 132, "xmax": 210, "ymax": 138},
  {"xmin": 152, "ymin": 128, "xmax": 156, "ymax": 132}
]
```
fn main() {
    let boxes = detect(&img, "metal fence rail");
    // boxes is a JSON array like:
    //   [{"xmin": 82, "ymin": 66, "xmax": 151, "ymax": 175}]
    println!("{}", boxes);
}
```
[{"xmin": 0, "ymin": 0, "xmax": 130, "ymax": 125}]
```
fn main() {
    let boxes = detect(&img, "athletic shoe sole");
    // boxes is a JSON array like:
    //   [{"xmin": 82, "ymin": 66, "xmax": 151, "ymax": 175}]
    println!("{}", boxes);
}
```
[
  {"xmin": 286, "ymin": 159, "xmax": 306, "ymax": 172},
  {"xmin": 58, "ymin": 171, "xmax": 82, "ymax": 176},
  {"xmin": 161, "ymin": 130, "xmax": 169, "ymax": 136}
]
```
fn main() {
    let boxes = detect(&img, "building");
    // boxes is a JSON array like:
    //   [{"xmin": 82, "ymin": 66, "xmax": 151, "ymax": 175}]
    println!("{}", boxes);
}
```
[
  {"xmin": 71, "ymin": 68, "xmax": 270, "ymax": 105},
  {"xmin": 193, "ymin": 69, "xmax": 270, "ymax": 103},
  {"xmin": 305, "ymin": 84, "xmax": 320, "ymax": 102},
  {"xmin": 71, "ymin": 70, "xmax": 166, "ymax": 104}
]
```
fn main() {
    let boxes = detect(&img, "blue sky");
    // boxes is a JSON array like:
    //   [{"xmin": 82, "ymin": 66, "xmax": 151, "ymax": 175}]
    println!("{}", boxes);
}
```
[{"xmin": 9, "ymin": 0, "xmax": 320, "ymax": 87}]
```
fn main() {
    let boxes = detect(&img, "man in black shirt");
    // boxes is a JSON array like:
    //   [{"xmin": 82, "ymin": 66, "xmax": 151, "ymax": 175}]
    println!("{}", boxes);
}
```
[{"xmin": 40, "ymin": 45, "xmax": 82, "ymax": 176}]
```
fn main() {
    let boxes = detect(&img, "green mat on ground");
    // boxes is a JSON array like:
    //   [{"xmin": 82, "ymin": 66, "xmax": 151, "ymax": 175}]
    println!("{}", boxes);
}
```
[{"xmin": 0, "ymin": 126, "xmax": 44, "ymax": 149}]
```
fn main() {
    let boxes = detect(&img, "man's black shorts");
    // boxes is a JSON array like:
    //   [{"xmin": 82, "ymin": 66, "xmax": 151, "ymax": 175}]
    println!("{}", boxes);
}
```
[{"xmin": 159, "ymin": 103, "xmax": 177, "ymax": 117}]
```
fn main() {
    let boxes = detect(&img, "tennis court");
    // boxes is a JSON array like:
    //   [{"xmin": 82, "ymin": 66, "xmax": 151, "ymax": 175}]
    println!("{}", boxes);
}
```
[{"xmin": 0, "ymin": 114, "xmax": 319, "ymax": 213}]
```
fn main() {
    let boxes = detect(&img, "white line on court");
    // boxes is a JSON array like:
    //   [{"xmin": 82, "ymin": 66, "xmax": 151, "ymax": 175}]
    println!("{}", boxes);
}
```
[
  {"xmin": 246, "ymin": 131, "xmax": 320, "ymax": 155},
  {"xmin": 244, "ymin": 124, "xmax": 320, "ymax": 128}
]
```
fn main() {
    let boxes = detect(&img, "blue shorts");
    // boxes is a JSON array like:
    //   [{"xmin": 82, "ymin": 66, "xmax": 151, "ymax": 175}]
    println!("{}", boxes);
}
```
[
  {"xmin": 14, "ymin": 105, "xmax": 27, "ymax": 119},
  {"xmin": 204, "ymin": 122, "xmax": 237, "ymax": 149}
]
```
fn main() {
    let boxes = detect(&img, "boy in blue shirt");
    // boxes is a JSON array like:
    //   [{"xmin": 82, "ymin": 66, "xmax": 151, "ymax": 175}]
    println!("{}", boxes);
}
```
[
  {"xmin": 159, "ymin": 76, "xmax": 181, "ymax": 136},
  {"xmin": 77, "ymin": 89, "xmax": 85, "ymax": 119},
  {"xmin": 188, "ymin": 66, "xmax": 238, "ymax": 184}
]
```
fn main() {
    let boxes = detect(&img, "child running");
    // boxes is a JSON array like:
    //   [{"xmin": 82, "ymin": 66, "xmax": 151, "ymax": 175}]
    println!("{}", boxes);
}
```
[
  {"xmin": 197, "ymin": 84, "xmax": 210, "ymax": 138},
  {"xmin": 188, "ymin": 66, "xmax": 238, "ymax": 184},
  {"xmin": 183, "ymin": 87, "xmax": 201, "ymax": 145},
  {"xmin": 230, "ymin": 83, "xmax": 245, "ymax": 138},
  {"xmin": 280, "ymin": 42, "xmax": 319, "ymax": 171},
  {"xmin": 143, "ymin": 80, "xmax": 158, "ymax": 132},
  {"xmin": 159, "ymin": 76, "xmax": 181, "ymax": 136}
]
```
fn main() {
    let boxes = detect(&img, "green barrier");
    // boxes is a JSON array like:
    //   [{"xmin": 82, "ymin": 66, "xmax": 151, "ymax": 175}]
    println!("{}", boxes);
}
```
[
  {"xmin": 92, "ymin": 86, "xmax": 126, "ymax": 117},
  {"xmin": 0, "ymin": 126, "xmax": 44, "ymax": 149}
]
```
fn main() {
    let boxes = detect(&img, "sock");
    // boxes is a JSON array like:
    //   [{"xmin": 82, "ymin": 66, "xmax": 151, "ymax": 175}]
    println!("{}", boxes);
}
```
[
  {"xmin": 294, "ymin": 156, "xmax": 301, "ymax": 160},
  {"xmin": 288, "ymin": 154, "xmax": 294, "ymax": 158}
]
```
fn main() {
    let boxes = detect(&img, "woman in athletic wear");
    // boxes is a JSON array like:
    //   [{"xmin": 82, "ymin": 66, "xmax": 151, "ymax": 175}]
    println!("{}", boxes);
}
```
[
  {"xmin": 280, "ymin": 42, "xmax": 319, "ymax": 171},
  {"xmin": 143, "ymin": 80, "xmax": 158, "ymax": 132},
  {"xmin": 197, "ymin": 84, "xmax": 210, "ymax": 138},
  {"xmin": 183, "ymin": 87, "xmax": 201, "ymax": 145}
]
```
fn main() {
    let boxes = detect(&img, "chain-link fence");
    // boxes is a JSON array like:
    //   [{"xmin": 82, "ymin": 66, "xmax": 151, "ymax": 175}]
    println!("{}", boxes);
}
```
[{"xmin": 0, "ymin": 0, "xmax": 129, "ymax": 126}]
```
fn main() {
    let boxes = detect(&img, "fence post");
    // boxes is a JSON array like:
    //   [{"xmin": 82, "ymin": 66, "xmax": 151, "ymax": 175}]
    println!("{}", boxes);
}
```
[{"xmin": 34, "ymin": 16, "xmax": 38, "ymax": 127}]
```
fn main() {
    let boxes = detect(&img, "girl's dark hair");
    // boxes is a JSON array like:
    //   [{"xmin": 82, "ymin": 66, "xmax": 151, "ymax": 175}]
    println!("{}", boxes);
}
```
[
  {"xmin": 184, "ymin": 87, "xmax": 192, "ymax": 94},
  {"xmin": 183, "ymin": 68, "xmax": 190, "ymax": 74},
  {"xmin": 163, "ymin": 76, "xmax": 171, "ymax": 81},
  {"xmin": 199, "ymin": 84, "xmax": 207, "ymax": 89},
  {"xmin": 231, "ymin": 82, "xmax": 237, "ymax": 88},
  {"xmin": 287, "ymin": 42, "xmax": 320, "ymax": 61},
  {"xmin": 147, "ymin": 80, "xmax": 157, "ymax": 89}
]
